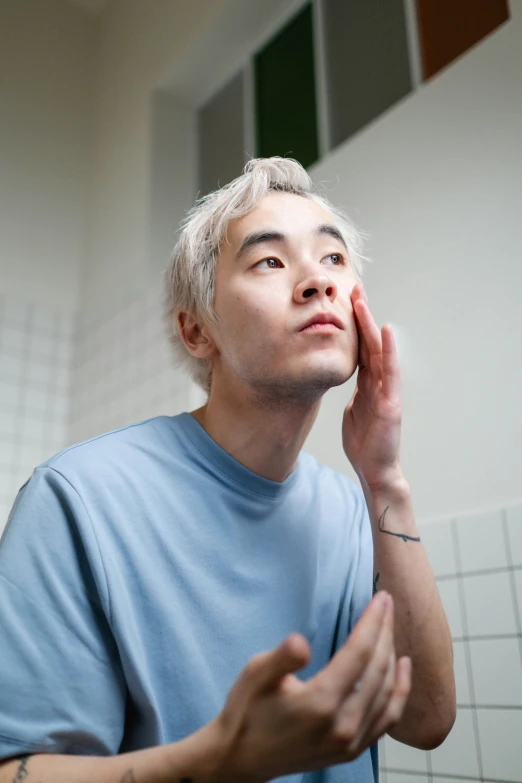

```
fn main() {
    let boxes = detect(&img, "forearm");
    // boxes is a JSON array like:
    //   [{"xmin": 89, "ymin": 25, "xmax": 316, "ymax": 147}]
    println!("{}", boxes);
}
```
[
  {"xmin": 0, "ymin": 718, "xmax": 227, "ymax": 783},
  {"xmin": 360, "ymin": 473, "xmax": 456, "ymax": 750}
]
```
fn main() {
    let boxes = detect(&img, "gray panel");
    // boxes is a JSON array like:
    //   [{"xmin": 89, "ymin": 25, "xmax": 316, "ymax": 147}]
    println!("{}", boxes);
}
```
[
  {"xmin": 197, "ymin": 71, "xmax": 245, "ymax": 197},
  {"xmin": 322, "ymin": 0, "xmax": 413, "ymax": 148}
]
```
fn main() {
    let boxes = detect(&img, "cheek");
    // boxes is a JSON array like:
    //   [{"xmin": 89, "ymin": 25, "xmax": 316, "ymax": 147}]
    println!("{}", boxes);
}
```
[
  {"xmin": 221, "ymin": 282, "xmax": 285, "ymax": 331},
  {"xmin": 213, "ymin": 292, "xmax": 265, "ymax": 349}
]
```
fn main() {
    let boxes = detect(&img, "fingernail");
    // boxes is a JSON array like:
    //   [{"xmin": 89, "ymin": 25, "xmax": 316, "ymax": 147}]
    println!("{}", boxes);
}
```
[{"xmin": 376, "ymin": 591, "xmax": 389, "ymax": 611}]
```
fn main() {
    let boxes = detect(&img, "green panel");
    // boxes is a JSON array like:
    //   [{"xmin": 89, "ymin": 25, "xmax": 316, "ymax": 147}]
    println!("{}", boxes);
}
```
[{"xmin": 254, "ymin": 3, "xmax": 319, "ymax": 169}]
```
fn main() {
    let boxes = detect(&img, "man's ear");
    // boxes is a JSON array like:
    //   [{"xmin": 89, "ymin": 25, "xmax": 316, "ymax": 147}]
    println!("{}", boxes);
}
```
[{"xmin": 177, "ymin": 311, "xmax": 218, "ymax": 360}]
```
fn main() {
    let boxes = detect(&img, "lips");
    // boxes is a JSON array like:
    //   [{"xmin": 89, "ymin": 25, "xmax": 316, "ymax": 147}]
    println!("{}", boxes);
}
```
[{"xmin": 299, "ymin": 313, "xmax": 344, "ymax": 331}]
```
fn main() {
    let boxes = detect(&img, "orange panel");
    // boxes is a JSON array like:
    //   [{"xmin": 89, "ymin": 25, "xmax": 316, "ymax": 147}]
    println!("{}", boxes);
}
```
[{"xmin": 415, "ymin": 0, "xmax": 510, "ymax": 81}]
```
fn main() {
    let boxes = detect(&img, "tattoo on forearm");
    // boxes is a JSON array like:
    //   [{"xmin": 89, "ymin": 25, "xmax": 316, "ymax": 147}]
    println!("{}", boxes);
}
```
[
  {"xmin": 378, "ymin": 506, "xmax": 421, "ymax": 542},
  {"xmin": 12, "ymin": 756, "xmax": 30, "ymax": 783},
  {"xmin": 373, "ymin": 572, "xmax": 380, "ymax": 594}
]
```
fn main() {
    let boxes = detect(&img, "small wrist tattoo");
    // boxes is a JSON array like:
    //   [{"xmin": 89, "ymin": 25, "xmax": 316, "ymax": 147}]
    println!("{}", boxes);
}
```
[{"xmin": 378, "ymin": 506, "xmax": 421, "ymax": 543}]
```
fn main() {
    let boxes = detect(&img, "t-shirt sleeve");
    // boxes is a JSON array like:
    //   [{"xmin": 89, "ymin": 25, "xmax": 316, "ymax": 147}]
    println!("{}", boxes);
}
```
[{"xmin": 0, "ymin": 466, "xmax": 126, "ymax": 761}]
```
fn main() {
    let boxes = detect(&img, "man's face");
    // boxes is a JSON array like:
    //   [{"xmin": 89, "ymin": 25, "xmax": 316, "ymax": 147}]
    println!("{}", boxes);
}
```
[{"xmin": 208, "ymin": 191, "xmax": 360, "ymax": 399}]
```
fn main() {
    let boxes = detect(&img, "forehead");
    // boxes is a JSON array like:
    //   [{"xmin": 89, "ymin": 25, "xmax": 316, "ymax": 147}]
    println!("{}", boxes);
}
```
[{"xmin": 225, "ymin": 192, "xmax": 336, "ymax": 245}]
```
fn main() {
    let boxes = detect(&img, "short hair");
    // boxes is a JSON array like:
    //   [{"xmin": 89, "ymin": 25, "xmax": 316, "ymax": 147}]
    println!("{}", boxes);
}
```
[{"xmin": 163, "ymin": 156, "xmax": 367, "ymax": 394}]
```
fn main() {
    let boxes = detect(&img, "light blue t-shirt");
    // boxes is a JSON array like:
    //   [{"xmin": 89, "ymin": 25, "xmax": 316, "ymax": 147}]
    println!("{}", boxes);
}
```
[{"xmin": 0, "ymin": 412, "xmax": 377, "ymax": 782}]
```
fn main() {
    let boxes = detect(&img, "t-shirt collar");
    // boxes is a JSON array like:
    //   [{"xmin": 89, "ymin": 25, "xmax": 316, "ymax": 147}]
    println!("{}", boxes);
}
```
[{"xmin": 173, "ymin": 412, "xmax": 303, "ymax": 500}]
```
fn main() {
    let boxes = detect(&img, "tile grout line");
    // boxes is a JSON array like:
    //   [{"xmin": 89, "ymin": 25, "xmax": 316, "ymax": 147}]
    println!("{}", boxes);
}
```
[
  {"xmin": 44, "ymin": 309, "xmax": 62, "ymax": 459},
  {"xmin": 501, "ymin": 507, "xmax": 522, "ymax": 694},
  {"xmin": 436, "ymin": 564, "xmax": 522, "ymax": 582},
  {"xmin": 386, "ymin": 765, "xmax": 519, "ymax": 782},
  {"xmin": 8, "ymin": 307, "xmax": 33, "ymax": 501},
  {"xmin": 451, "ymin": 516, "xmax": 485, "ymax": 782},
  {"xmin": 455, "ymin": 703, "xmax": 522, "ymax": 710},
  {"xmin": 451, "ymin": 633, "xmax": 522, "ymax": 642}
]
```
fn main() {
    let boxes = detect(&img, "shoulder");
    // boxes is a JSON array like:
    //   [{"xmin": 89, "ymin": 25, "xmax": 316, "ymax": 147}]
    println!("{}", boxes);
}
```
[
  {"xmin": 6, "ymin": 416, "xmax": 180, "ymax": 566},
  {"xmin": 30, "ymin": 415, "xmax": 175, "ymax": 492}
]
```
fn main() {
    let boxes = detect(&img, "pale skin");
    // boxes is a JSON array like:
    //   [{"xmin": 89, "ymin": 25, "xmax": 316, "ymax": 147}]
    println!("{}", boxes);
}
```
[{"xmin": 179, "ymin": 191, "xmax": 456, "ymax": 750}]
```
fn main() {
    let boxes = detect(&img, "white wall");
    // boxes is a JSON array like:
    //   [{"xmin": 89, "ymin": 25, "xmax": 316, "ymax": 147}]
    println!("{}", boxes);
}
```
[
  {"xmin": 0, "ymin": 298, "xmax": 74, "ymax": 530},
  {"xmin": 82, "ymin": 0, "xmax": 230, "ymax": 316},
  {"xmin": 0, "ymin": 0, "xmax": 231, "ymax": 519},
  {"xmin": 305, "ymin": 2, "xmax": 522, "ymax": 521},
  {"xmin": 0, "ymin": 0, "xmax": 95, "ymax": 526},
  {"xmin": 0, "ymin": 0, "xmax": 95, "ymax": 312}
]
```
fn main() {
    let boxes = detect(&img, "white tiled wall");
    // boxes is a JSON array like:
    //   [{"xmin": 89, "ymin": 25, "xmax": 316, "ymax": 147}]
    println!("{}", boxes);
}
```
[
  {"xmin": 1, "ymin": 280, "xmax": 191, "ymax": 533},
  {"xmin": 0, "ymin": 293, "xmax": 74, "ymax": 529},
  {"xmin": 70, "ymin": 280, "xmax": 190, "ymax": 445},
  {"xmin": 380, "ymin": 502, "xmax": 522, "ymax": 783}
]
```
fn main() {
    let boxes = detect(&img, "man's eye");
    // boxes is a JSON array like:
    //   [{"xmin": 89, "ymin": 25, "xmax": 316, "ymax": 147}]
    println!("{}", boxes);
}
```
[
  {"xmin": 254, "ymin": 255, "xmax": 343, "ymax": 268},
  {"xmin": 323, "ymin": 253, "xmax": 344, "ymax": 265},
  {"xmin": 256, "ymin": 258, "xmax": 282, "ymax": 269}
]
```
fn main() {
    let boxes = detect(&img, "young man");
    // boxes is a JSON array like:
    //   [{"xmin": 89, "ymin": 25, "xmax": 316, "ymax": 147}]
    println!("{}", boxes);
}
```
[{"xmin": 0, "ymin": 157, "xmax": 455, "ymax": 783}]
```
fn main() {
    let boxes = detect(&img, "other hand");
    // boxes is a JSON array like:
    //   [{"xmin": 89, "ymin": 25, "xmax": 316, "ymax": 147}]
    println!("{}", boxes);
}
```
[{"xmin": 212, "ymin": 591, "xmax": 412, "ymax": 782}]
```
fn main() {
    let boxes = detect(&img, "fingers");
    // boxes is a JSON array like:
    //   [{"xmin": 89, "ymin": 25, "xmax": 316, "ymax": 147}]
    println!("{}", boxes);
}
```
[
  {"xmin": 222, "ymin": 634, "xmax": 310, "ymax": 737},
  {"xmin": 352, "ymin": 290, "xmax": 371, "ymax": 371},
  {"xmin": 220, "ymin": 633, "xmax": 310, "ymax": 738},
  {"xmin": 314, "ymin": 592, "xmax": 390, "ymax": 702},
  {"xmin": 247, "ymin": 634, "xmax": 311, "ymax": 696},
  {"xmin": 356, "ymin": 656, "xmax": 412, "ymax": 751},
  {"xmin": 351, "ymin": 282, "xmax": 368, "ymax": 308},
  {"xmin": 381, "ymin": 325, "xmax": 401, "ymax": 401},
  {"xmin": 342, "ymin": 602, "xmax": 397, "ymax": 747},
  {"xmin": 352, "ymin": 286, "xmax": 382, "ymax": 378}
]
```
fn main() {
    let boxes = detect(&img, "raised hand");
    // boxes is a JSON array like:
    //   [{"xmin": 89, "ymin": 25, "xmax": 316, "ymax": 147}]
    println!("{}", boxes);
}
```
[{"xmin": 342, "ymin": 283, "xmax": 403, "ymax": 492}]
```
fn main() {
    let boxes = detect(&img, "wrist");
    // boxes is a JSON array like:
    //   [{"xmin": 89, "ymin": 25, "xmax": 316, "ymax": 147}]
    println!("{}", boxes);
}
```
[
  {"xmin": 185, "ymin": 715, "xmax": 261, "ymax": 783},
  {"xmin": 359, "ymin": 467, "xmax": 410, "ymax": 499},
  {"xmin": 164, "ymin": 717, "xmax": 233, "ymax": 783},
  {"xmin": 206, "ymin": 713, "xmax": 268, "ymax": 783}
]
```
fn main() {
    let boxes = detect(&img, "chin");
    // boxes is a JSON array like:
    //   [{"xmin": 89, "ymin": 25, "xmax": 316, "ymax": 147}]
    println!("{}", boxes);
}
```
[
  {"xmin": 307, "ymin": 368, "xmax": 351, "ymax": 390},
  {"xmin": 301, "ymin": 356, "xmax": 355, "ymax": 387},
  {"xmin": 241, "ymin": 355, "xmax": 356, "ymax": 402},
  {"xmin": 277, "ymin": 365, "xmax": 353, "ymax": 401}
]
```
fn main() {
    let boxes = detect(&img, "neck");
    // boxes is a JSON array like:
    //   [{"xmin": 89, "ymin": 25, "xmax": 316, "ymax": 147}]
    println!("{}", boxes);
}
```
[{"xmin": 190, "ymin": 378, "xmax": 323, "ymax": 483}]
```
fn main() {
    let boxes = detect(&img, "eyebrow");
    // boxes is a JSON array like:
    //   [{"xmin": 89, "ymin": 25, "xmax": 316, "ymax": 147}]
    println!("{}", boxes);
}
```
[{"xmin": 234, "ymin": 223, "xmax": 348, "ymax": 262}]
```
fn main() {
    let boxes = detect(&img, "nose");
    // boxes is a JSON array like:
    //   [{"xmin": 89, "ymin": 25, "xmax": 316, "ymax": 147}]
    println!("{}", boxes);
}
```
[{"xmin": 293, "ymin": 271, "xmax": 338, "ymax": 304}]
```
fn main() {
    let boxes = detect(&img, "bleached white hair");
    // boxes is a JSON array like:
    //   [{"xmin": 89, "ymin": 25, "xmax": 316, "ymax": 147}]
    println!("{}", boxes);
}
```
[{"xmin": 163, "ymin": 156, "xmax": 367, "ymax": 394}]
